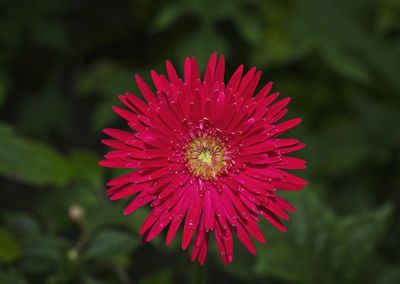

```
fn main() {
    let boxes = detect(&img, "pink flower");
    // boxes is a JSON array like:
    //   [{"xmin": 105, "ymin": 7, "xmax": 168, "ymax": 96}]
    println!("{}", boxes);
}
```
[{"xmin": 99, "ymin": 53, "xmax": 307, "ymax": 264}]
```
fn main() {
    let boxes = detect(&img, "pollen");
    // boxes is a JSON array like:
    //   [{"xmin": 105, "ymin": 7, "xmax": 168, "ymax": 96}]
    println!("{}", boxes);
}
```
[
  {"xmin": 198, "ymin": 149, "xmax": 212, "ymax": 164},
  {"xmin": 185, "ymin": 136, "xmax": 227, "ymax": 180}
]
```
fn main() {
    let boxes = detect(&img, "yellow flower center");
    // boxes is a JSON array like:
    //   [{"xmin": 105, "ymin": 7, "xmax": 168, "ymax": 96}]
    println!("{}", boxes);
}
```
[
  {"xmin": 185, "ymin": 136, "xmax": 226, "ymax": 180},
  {"xmin": 197, "ymin": 149, "xmax": 212, "ymax": 164}
]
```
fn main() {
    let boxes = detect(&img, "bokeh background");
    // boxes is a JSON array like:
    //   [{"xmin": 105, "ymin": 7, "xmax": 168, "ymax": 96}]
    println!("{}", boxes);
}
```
[{"xmin": 1, "ymin": 0, "xmax": 400, "ymax": 283}]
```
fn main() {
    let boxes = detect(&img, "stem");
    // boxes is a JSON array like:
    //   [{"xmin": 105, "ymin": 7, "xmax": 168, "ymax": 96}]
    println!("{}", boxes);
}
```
[
  {"xmin": 193, "ymin": 264, "xmax": 205, "ymax": 284},
  {"xmin": 113, "ymin": 266, "xmax": 132, "ymax": 284}
]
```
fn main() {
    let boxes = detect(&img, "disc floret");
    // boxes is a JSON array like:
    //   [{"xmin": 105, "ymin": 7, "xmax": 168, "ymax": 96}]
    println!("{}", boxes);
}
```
[{"xmin": 185, "ymin": 135, "xmax": 227, "ymax": 180}]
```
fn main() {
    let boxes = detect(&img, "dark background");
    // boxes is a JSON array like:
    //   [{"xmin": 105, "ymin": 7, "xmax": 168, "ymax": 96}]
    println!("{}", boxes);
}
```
[{"xmin": 1, "ymin": 0, "xmax": 400, "ymax": 283}]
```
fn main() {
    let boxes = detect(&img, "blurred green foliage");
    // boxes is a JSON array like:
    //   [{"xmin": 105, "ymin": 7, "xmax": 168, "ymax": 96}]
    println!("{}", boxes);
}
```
[{"xmin": 1, "ymin": 0, "xmax": 400, "ymax": 283}]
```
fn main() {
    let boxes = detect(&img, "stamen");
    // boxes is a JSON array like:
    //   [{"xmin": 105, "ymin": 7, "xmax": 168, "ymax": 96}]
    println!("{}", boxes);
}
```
[{"xmin": 185, "ymin": 135, "xmax": 228, "ymax": 180}]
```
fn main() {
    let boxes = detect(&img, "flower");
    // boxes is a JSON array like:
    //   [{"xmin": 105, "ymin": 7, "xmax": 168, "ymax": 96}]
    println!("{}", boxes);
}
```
[
  {"xmin": 68, "ymin": 204, "xmax": 85, "ymax": 221},
  {"xmin": 99, "ymin": 53, "xmax": 307, "ymax": 264}
]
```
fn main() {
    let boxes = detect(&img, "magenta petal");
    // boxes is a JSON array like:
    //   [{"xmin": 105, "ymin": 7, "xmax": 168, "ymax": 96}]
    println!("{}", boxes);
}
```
[
  {"xmin": 166, "ymin": 187, "xmax": 193, "ymax": 245},
  {"xmin": 206, "ymin": 52, "xmax": 217, "ymax": 80},
  {"xmin": 182, "ymin": 191, "xmax": 203, "ymax": 249},
  {"xmin": 273, "ymin": 195, "xmax": 296, "ymax": 212},
  {"xmin": 124, "ymin": 192, "xmax": 155, "ymax": 215},
  {"xmin": 254, "ymin": 81, "xmax": 273, "ymax": 101},
  {"xmin": 272, "ymin": 118, "xmax": 302, "ymax": 135},
  {"xmin": 139, "ymin": 211, "xmax": 159, "ymax": 235},
  {"xmin": 112, "ymin": 106, "xmax": 137, "ymax": 122},
  {"xmin": 135, "ymin": 75, "xmax": 158, "ymax": 105},
  {"xmin": 145, "ymin": 214, "xmax": 171, "ymax": 242},
  {"xmin": 100, "ymin": 53, "xmax": 307, "ymax": 265},
  {"xmin": 242, "ymin": 70, "xmax": 261, "ymax": 101},
  {"xmin": 267, "ymin": 97, "xmax": 291, "ymax": 118},
  {"xmin": 110, "ymin": 183, "xmax": 149, "ymax": 200},
  {"xmin": 215, "ymin": 55, "xmax": 225, "ymax": 82},
  {"xmin": 197, "ymin": 234, "xmax": 209, "ymax": 264},
  {"xmin": 238, "ymin": 67, "xmax": 256, "ymax": 94},
  {"xmin": 226, "ymin": 64, "xmax": 244, "ymax": 92},
  {"xmin": 259, "ymin": 209, "xmax": 286, "ymax": 232},
  {"xmin": 234, "ymin": 222, "xmax": 256, "ymax": 255}
]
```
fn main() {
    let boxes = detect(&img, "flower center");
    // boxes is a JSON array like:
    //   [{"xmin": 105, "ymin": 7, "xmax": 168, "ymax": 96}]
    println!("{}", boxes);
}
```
[
  {"xmin": 197, "ymin": 149, "xmax": 212, "ymax": 164},
  {"xmin": 185, "ymin": 136, "xmax": 227, "ymax": 180}
]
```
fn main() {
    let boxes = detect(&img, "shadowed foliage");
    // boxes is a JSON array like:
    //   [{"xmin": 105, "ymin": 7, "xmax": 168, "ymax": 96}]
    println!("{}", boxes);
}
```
[{"xmin": 1, "ymin": 0, "xmax": 400, "ymax": 283}]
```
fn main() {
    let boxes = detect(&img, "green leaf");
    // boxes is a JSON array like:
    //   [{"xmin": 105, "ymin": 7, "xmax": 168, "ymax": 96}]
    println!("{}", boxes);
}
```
[
  {"xmin": 81, "ymin": 273, "xmax": 114, "ymax": 284},
  {"xmin": 0, "ymin": 229, "xmax": 21, "ymax": 263},
  {"xmin": 350, "ymin": 94, "xmax": 400, "ymax": 149},
  {"xmin": 234, "ymin": 13, "xmax": 262, "ymax": 44},
  {"xmin": 0, "ymin": 122, "xmax": 73, "ymax": 186},
  {"xmin": 19, "ymin": 235, "xmax": 69, "ymax": 274},
  {"xmin": 376, "ymin": 266, "xmax": 400, "ymax": 284},
  {"xmin": 176, "ymin": 26, "xmax": 229, "ymax": 64},
  {"xmin": 69, "ymin": 150, "xmax": 103, "ymax": 187},
  {"xmin": 151, "ymin": 4, "xmax": 185, "ymax": 32},
  {"xmin": 307, "ymin": 121, "xmax": 370, "ymax": 176},
  {"xmin": 74, "ymin": 60, "xmax": 135, "ymax": 130},
  {"xmin": 75, "ymin": 60, "xmax": 133, "ymax": 97},
  {"xmin": 82, "ymin": 203, "xmax": 128, "ymax": 232},
  {"xmin": 83, "ymin": 230, "xmax": 138, "ymax": 263},
  {"xmin": 0, "ymin": 123, "xmax": 102, "ymax": 187},
  {"xmin": 255, "ymin": 190, "xmax": 393, "ymax": 283},
  {"xmin": 321, "ymin": 43, "xmax": 370, "ymax": 83},
  {"xmin": 14, "ymin": 73, "xmax": 72, "ymax": 138},
  {"xmin": 0, "ymin": 270, "xmax": 27, "ymax": 284},
  {"xmin": 0, "ymin": 76, "xmax": 7, "ymax": 108},
  {"xmin": 291, "ymin": 0, "xmax": 400, "ymax": 91},
  {"xmin": 139, "ymin": 269, "xmax": 173, "ymax": 284},
  {"xmin": 32, "ymin": 19, "xmax": 69, "ymax": 51},
  {"xmin": 2, "ymin": 213, "xmax": 40, "ymax": 237}
]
